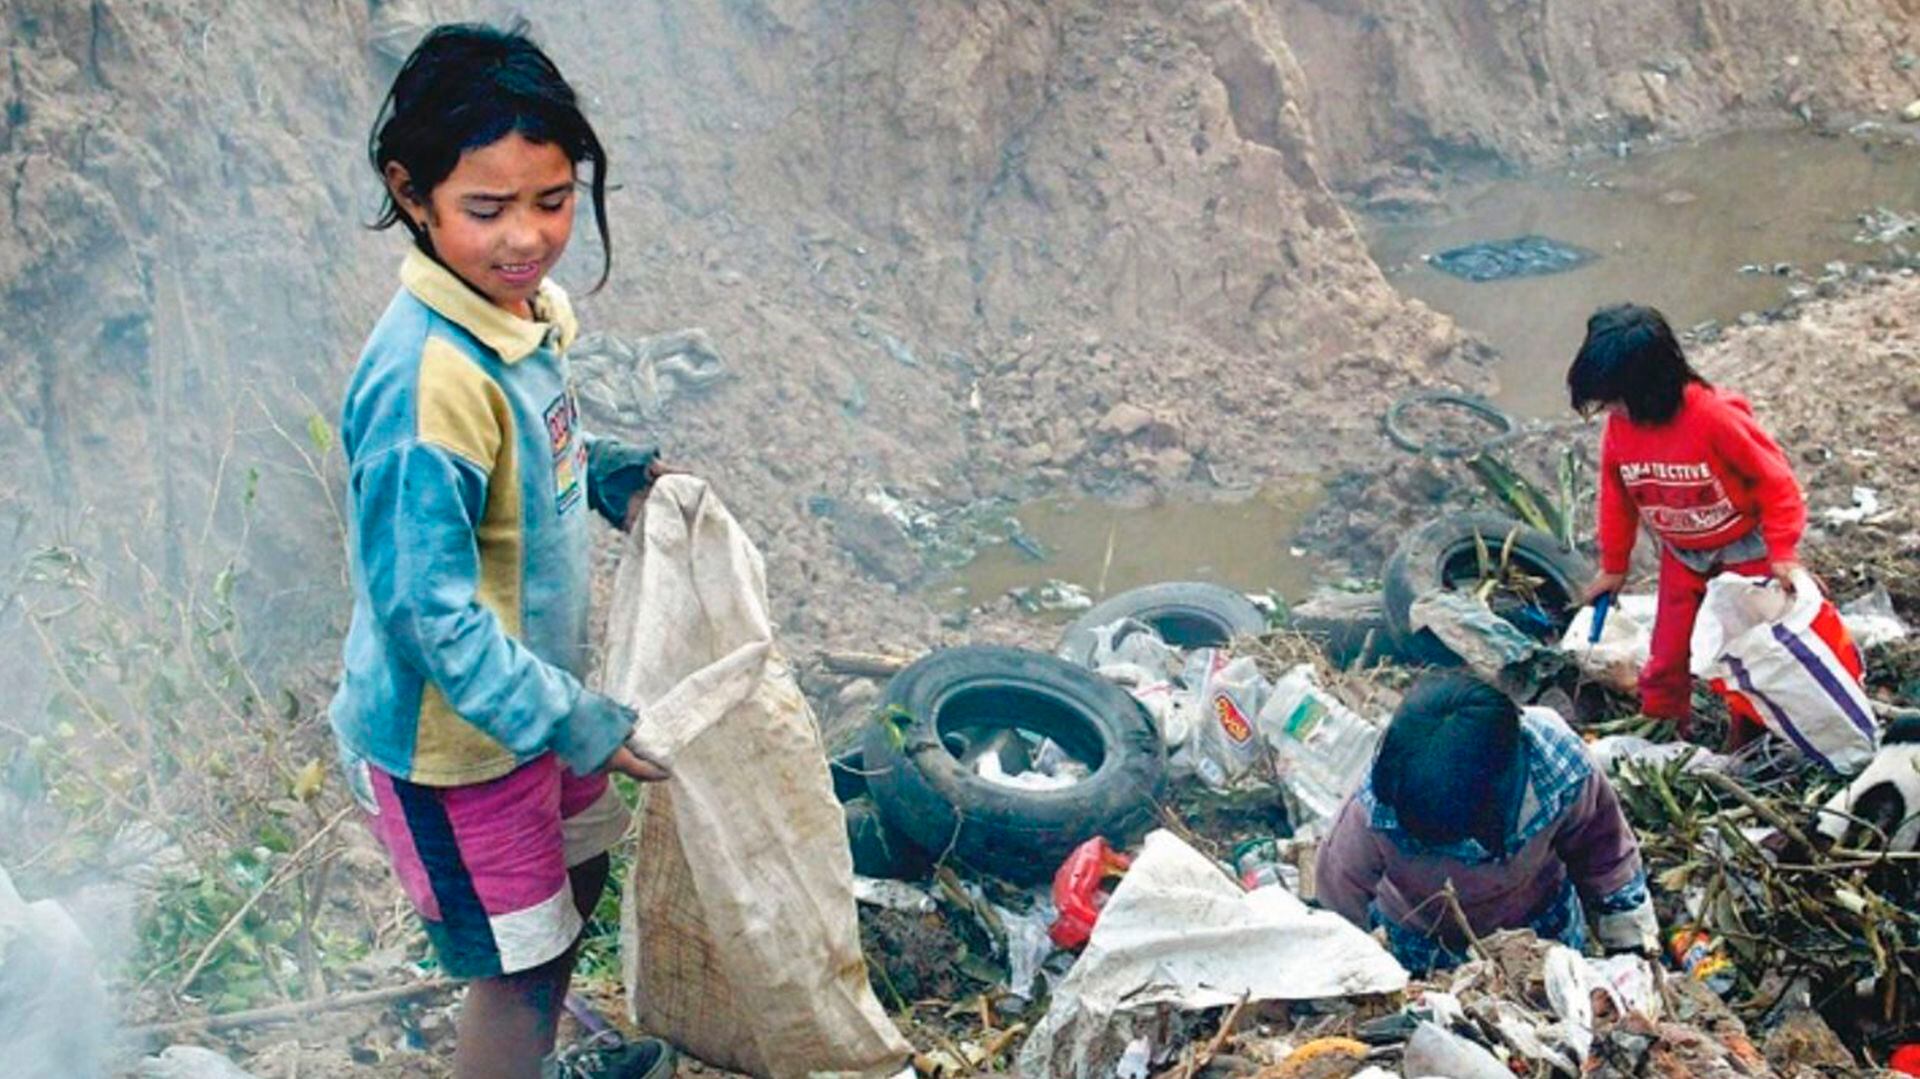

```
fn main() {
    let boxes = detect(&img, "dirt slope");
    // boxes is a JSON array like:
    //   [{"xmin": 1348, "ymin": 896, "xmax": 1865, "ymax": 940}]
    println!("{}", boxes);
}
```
[{"xmin": 1275, "ymin": 0, "xmax": 1920, "ymax": 192}]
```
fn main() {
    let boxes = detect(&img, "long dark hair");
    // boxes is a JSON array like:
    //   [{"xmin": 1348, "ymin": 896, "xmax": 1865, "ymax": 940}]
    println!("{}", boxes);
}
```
[
  {"xmin": 1567, "ymin": 303, "xmax": 1706, "ymax": 425},
  {"xmin": 368, "ymin": 21, "xmax": 612, "ymax": 290}
]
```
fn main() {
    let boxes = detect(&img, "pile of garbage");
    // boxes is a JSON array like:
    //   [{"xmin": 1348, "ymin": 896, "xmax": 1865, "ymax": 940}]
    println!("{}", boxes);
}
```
[{"xmin": 824, "ymin": 521, "xmax": 1920, "ymax": 1075}]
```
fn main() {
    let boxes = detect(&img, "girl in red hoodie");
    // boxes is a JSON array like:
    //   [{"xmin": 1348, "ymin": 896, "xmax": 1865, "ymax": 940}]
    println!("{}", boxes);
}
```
[{"xmin": 1570, "ymin": 304, "xmax": 1806, "ymax": 735}]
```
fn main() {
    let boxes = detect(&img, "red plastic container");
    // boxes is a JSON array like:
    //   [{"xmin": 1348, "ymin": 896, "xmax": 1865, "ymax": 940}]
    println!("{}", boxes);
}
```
[
  {"xmin": 1889, "ymin": 1043, "xmax": 1920, "ymax": 1076},
  {"xmin": 1048, "ymin": 836, "xmax": 1131, "ymax": 950}
]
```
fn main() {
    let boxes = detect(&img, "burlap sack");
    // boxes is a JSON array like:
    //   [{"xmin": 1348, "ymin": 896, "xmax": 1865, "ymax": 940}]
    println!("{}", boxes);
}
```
[{"xmin": 602, "ymin": 475, "xmax": 910, "ymax": 1077}]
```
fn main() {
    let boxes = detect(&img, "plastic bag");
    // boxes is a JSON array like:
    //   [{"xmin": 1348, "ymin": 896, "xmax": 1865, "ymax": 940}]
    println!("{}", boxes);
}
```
[
  {"xmin": 1402, "ymin": 1022, "xmax": 1510, "ymax": 1079},
  {"xmin": 1409, "ymin": 589, "xmax": 1543, "ymax": 676},
  {"xmin": 603, "ymin": 477, "xmax": 911, "ymax": 1077},
  {"xmin": 1182, "ymin": 650, "xmax": 1270, "ymax": 789},
  {"xmin": 0, "ymin": 867, "xmax": 107, "ymax": 1078},
  {"xmin": 1691, "ymin": 569, "xmax": 1878, "ymax": 774},
  {"xmin": 1558, "ymin": 593, "xmax": 1660, "ymax": 693}
]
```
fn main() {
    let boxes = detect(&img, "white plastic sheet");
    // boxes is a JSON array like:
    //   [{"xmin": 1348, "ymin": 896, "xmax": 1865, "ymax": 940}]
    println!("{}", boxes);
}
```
[{"xmin": 1017, "ymin": 831, "xmax": 1406, "ymax": 1078}]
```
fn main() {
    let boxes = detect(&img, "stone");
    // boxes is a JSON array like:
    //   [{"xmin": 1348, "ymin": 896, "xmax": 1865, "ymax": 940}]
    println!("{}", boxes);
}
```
[
  {"xmin": 829, "ymin": 505, "xmax": 922, "ymax": 588},
  {"xmin": 1903, "ymin": 99, "xmax": 1920, "ymax": 123},
  {"xmin": 1097, "ymin": 402, "xmax": 1156, "ymax": 439}
]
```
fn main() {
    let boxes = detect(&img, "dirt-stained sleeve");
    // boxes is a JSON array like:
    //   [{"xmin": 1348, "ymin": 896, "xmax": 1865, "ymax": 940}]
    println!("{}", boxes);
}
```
[
  {"xmin": 1314, "ymin": 791, "xmax": 1386, "ymax": 929},
  {"xmin": 1550, "ymin": 769, "xmax": 1646, "ymax": 906}
]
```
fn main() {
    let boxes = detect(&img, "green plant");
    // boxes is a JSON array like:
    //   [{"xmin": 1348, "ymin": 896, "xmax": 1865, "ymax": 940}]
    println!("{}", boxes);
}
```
[{"xmin": 0, "ymin": 408, "xmax": 363, "ymax": 1015}]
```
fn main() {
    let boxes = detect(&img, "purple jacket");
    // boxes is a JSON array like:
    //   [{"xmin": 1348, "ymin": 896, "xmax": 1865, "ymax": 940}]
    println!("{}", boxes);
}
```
[{"xmin": 1315, "ymin": 709, "xmax": 1646, "ymax": 958}]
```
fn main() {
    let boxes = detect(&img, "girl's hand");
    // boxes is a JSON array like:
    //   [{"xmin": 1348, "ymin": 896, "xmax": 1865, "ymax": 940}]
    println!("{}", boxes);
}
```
[
  {"xmin": 1770, "ymin": 560, "xmax": 1807, "ymax": 593},
  {"xmin": 1584, "ymin": 571, "xmax": 1627, "ymax": 603},
  {"xmin": 607, "ymin": 745, "xmax": 672, "ymax": 783},
  {"xmin": 621, "ymin": 460, "xmax": 690, "ymax": 532}
]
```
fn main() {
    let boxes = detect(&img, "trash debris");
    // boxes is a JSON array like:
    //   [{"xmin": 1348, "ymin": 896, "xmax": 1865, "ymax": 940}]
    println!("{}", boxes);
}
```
[
  {"xmin": 1587, "ymin": 735, "xmax": 1733, "ymax": 776},
  {"xmin": 1258, "ymin": 667, "xmax": 1383, "ymax": 826},
  {"xmin": 1839, "ymin": 584, "xmax": 1912, "ymax": 650},
  {"xmin": 1857, "ymin": 205, "xmax": 1920, "ymax": 246},
  {"xmin": 1408, "ymin": 588, "xmax": 1545, "ymax": 676},
  {"xmin": 1230, "ymin": 836, "xmax": 1299, "ymax": 893},
  {"xmin": 1011, "ymin": 579, "xmax": 1094, "ymax": 614},
  {"xmin": 137, "ymin": 1045, "xmax": 261, "ymax": 1079},
  {"xmin": 1184, "ymin": 649, "xmax": 1271, "ymax": 789},
  {"xmin": 1691, "ymin": 568, "xmax": 1878, "ymax": 774},
  {"xmin": 852, "ymin": 877, "xmax": 939, "ymax": 915},
  {"xmin": 975, "ymin": 737, "xmax": 1087, "ymax": 791},
  {"xmin": 1018, "ymin": 831, "xmax": 1406, "ymax": 1078},
  {"xmin": 1821, "ymin": 485, "xmax": 1887, "ymax": 525},
  {"xmin": 1560, "ymin": 592, "xmax": 1660, "ymax": 693},
  {"xmin": 1402, "ymin": 1020, "xmax": 1511, "ymax": 1078},
  {"xmin": 998, "ymin": 898, "xmax": 1059, "ymax": 1001},
  {"xmin": 1669, "ymin": 926, "xmax": 1738, "ymax": 995},
  {"xmin": 1426, "ymin": 234, "xmax": 1597, "ymax": 281},
  {"xmin": 1086, "ymin": 617, "xmax": 1185, "ymax": 675},
  {"xmin": 1049, "ymin": 836, "xmax": 1131, "ymax": 951},
  {"xmin": 0, "ymin": 867, "xmax": 107, "ymax": 1078}
]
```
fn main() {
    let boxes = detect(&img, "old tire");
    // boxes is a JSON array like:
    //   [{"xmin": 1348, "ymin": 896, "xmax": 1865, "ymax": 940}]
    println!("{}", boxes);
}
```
[
  {"xmin": 1382, "ymin": 512, "xmax": 1592, "ymax": 666},
  {"xmin": 861, "ymin": 646, "xmax": 1167, "ymax": 884},
  {"xmin": 1057, "ymin": 582, "xmax": 1267, "ymax": 667},
  {"xmin": 1384, "ymin": 390, "xmax": 1518, "ymax": 459}
]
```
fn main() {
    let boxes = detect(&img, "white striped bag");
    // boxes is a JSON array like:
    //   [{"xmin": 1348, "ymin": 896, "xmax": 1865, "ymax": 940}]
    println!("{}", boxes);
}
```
[{"xmin": 1690, "ymin": 569, "xmax": 1878, "ymax": 774}]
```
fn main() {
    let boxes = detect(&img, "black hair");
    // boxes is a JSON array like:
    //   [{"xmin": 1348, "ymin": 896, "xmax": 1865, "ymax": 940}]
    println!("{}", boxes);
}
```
[
  {"xmin": 1566, "ymin": 303, "xmax": 1706, "ymax": 425},
  {"xmin": 1371, "ymin": 673, "xmax": 1524, "ymax": 853},
  {"xmin": 368, "ymin": 21, "xmax": 611, "ymax": 291}
]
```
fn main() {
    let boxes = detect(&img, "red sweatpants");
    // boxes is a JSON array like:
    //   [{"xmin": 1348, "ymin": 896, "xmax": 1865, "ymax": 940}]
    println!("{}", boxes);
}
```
[{"xmin": 1640, "ymin": 546, "xmax": 1771, "ymax": 722}]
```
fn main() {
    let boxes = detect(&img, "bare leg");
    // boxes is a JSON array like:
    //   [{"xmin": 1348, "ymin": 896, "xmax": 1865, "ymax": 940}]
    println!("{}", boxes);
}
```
[{"xmin": 451, "ymin": 854, "xmax": 612, "ymax": 1079}]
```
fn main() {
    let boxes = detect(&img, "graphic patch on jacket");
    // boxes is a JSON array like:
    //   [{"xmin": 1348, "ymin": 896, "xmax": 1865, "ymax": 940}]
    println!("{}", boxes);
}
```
[
  {"xmin": 1615, "ymin": 459, "xmax": 1739, "ymax": 538},
  {"xmin": 545, "ymin": 391, "xmax": 586, "ymax": 515}
]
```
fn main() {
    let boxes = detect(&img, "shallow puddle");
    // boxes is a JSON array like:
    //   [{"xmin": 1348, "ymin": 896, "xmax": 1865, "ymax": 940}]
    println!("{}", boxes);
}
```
[
  {"xmin": 1365, "ymin": 128, "xmax": 1920, "ymax": 418},
  {"xmin": 938, "ymin": 485, "xmax": 1321, "ymax": 613}
]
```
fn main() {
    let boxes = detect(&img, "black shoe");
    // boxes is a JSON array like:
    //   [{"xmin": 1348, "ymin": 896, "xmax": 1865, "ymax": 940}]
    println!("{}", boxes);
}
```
[{"xmin": 545, "ymin": 1031, "xmax": 677, "ymax": 1079}]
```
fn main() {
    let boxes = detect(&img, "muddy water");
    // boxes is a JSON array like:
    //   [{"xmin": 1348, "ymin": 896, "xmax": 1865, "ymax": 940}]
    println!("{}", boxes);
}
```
[
  {"xmin": 1366, "ymin": 129, "xmax": 1920, "ymax": 418},
  {"xmin": 941, "ymin": 485, "xmax": 1322, "ymax": 612}
]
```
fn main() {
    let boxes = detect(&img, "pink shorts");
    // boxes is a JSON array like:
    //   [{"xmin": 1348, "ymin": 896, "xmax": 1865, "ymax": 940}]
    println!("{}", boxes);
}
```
[{"xmin": 356, "ymin": 753, "xmax": 629, "ymax": 978}]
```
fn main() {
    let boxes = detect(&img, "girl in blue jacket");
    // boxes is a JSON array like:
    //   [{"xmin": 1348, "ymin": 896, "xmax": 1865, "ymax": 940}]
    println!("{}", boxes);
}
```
[{"xmin": 332, "ymin": 22, "xmax": 671, "ymax": 1078}]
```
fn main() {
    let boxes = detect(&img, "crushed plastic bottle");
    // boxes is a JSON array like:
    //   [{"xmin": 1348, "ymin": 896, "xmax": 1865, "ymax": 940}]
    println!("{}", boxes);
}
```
[{"xmin": 1256, "ymin": 666, "xmax": 1381, "ymax": 823}]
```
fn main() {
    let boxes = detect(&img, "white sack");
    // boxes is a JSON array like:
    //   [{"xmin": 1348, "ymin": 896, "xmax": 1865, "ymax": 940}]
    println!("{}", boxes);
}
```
[{"xmin": 603, "ymin": 476, "xmax": 911, "ymax": 1077}]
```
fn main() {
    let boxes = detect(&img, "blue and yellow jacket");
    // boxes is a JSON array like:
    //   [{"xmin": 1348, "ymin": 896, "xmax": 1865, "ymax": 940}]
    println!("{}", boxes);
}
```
[{"xmin": 330, "ymin": 250, "xmax": 647, "ymax": 786}]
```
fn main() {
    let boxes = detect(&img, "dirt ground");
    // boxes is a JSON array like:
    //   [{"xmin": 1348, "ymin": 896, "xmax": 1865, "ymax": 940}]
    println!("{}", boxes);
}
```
[{"xmin": 1, "ymin": 0, "xmax": 1916, "ymax": 1075}]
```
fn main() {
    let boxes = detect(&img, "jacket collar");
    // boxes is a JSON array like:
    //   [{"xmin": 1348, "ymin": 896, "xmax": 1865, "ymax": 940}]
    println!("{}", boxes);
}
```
[{"xmin": 400, "ymin": 248, "xmax": 578, "ymax": 363}]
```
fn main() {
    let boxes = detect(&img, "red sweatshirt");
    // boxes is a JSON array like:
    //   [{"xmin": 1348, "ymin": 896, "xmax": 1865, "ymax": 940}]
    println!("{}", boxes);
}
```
[{"xmin": 1596, "ymin": 382, "xmax": 1804, "ymax": 574}]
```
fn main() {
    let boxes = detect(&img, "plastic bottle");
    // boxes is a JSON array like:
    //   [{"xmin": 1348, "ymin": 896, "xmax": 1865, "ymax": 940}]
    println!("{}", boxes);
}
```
[
  {"xmin": 1256, "ymin": 666, "xmax": 1381, "ymax": 823},
  {"xmin": 1231, "ymin": 837, "xmax": 1299, "ymax": 892},
  {"xmin": 1667, "ymin": 926, "xmax": 1737, "ymax": 995}
]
